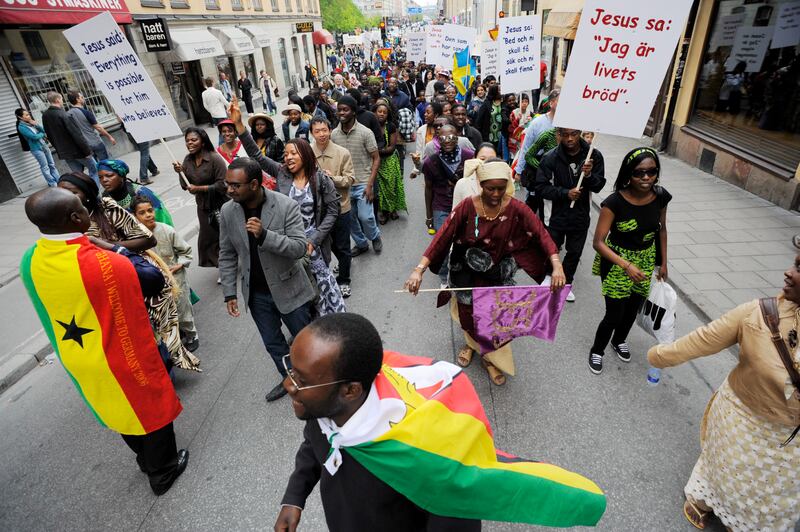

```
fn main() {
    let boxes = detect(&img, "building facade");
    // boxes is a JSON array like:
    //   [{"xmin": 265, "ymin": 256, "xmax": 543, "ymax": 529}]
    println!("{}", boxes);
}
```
[{"xmin": 0, "ymin": 0, "xmax": 329, "ymax": 200}]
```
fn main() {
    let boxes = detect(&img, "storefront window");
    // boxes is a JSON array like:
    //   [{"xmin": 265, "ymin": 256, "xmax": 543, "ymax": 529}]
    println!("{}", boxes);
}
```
[
  {"xmin": 162, "ymin": 62, "xmax": 192, "ymax": 126},
  {"xmin": 690, "ymin": 0, "xmax": 800, "ymax": 171},
  {"xmin": 3, "ymin": 28, "xmax": 116, "ymax": 126}
]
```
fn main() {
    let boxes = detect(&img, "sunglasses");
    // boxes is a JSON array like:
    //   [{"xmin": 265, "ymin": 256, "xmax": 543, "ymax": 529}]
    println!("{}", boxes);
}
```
[
  {"xmin": 439, "ymin": 134, "xmax": 458, "ymax": 142},
  {"xmin": 632, "ymin": 168, "xmax": 659, "ymax": 178}
]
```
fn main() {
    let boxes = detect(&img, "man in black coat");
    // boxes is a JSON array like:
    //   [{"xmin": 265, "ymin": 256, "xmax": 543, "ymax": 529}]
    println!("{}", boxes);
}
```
[
  {"xmin": 276, "ymin": 313, "xmax": 480, "ymax": 532},
  {"xmin": 534, "ymin": 128, "xmax": 606, "ymax": 302},
  {"xmin": 41, "ymin": 91, "xmax": 98, "ymax": 185}
]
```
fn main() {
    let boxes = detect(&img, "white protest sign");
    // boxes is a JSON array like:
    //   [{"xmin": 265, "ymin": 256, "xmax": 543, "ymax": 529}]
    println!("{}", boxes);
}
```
[
  {"xmin": 63, "ymin": 12, "xmax": 182, "ymax": 143},
  {"xmin": 771, "ymin": 1, "xmax": 800, "ymax": 49},
  {"xmin": 725, "ymin": 26, "xmax": 773, "ymax": 72},
  {"xmin": 425, "ymin": 25, "xmax": 445, "ymax": 65},
  {"xmin": 426, "ymin": 24, "xmax": 476, "ymax": 67},
  {"xmin": 554, "ymin": 0, "xmax": 693, "ymax": 138},
  {"xmin": 709, "ymin": 13, "xmax": 745, "ymax": 49},
  {"xmin": 343, "ymin": 34, "xmax": 361, "ymax": 46},
  {"xmin": 498, "ymin": 15, "xmax": 541, "ymax": 94},
  {"xmin": 406, "ymin": 32, "xmax": 427, "ymax": 63},
  {"xmin": 481, "ymin": 39, "xmax": 499, "ymax": 78}
]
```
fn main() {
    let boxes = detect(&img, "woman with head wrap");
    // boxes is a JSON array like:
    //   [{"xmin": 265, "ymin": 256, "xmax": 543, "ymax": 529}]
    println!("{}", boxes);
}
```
[
  {"xmin": 58, "ymin": 172, "xmax": 200, "ymax": 371},
  {"xmin": 452, "ymin": 144, "xmax": 513, "ymax": 207},
  {"xmin": 98, "ymin": 159, "xmax": 173, "ymax": 226},
  {"xmin": 405, "ymin": 159, "xmax": 565, "ymax": 385}
]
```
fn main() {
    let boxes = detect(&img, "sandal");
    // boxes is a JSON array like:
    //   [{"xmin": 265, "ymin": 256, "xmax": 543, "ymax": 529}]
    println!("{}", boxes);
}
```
[
  {"xmin": 481, "ymin": 358, "xmax": 506, "ymax": 386},
  {"xmin": 683, "ymin": 499, "xmax": 710, "ymax": 530},
  {"xmin": 456, "ymin": 346, "xmax": 474, "ymax": 367},
  {"xmin": 390, "ymin": 211, "xmax": 399, "ymax": 220}
]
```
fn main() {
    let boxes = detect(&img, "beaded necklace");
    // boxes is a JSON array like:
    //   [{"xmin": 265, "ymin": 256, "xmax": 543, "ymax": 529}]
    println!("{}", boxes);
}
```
[{"xmin": 474, "ymin": 196, "xmax": 505, "ymax": 238}]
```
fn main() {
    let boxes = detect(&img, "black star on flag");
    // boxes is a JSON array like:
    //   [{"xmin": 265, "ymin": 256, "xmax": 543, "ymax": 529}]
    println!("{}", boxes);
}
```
[{"xmin": 56, "ymin": 316, "xmax": 93, "ymax": 348}]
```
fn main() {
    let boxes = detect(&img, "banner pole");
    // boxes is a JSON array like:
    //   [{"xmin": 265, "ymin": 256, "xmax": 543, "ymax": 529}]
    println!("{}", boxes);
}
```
[
  {"xmin": 160, "ymin": 138, "xmax": 191, "ymax": 189},
  {"xmin": 569, "ymin": 136, "xmax": 596, "ymax": 208}
]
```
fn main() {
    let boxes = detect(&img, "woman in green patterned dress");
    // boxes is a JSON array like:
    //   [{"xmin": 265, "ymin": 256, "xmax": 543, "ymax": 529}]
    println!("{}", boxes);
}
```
[
  {"xmin": 588, "ymin": 147, "xmax": 671, "ymax": 375},
  {"xmin": 373, "ymin": 100, "xmax": 407, "ymax": 223}
]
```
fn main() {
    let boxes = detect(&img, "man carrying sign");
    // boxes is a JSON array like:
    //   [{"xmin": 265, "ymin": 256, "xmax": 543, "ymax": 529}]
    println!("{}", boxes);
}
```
[{"xmin": 533, "ymin": 128, "xmax": 605, "ymax": 303}]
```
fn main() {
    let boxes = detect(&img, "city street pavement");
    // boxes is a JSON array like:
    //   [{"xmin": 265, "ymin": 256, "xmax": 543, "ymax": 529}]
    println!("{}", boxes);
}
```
[{"xmin": 2, "ymin": 141, "xmax": 781, "ymax": 531}]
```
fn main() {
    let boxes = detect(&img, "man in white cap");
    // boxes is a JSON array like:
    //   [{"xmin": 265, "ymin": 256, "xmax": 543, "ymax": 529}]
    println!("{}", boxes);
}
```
[{"xmin": 281, "ymin": 103, "xmax": 310, "ymax": 142}]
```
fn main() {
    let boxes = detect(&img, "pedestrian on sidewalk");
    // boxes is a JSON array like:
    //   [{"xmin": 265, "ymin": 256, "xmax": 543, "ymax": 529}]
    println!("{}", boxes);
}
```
[
  {"xmin": 20, "ymin": 188, "xmax": 188, "ymax": 495},
  {"xmin": 42, "ymin": 91, "xmax": 98, "ymax": 188},
  {"xmin": 534, "ymin": 127, "xmax": 606, "ymax": 303},
  {"xmin": 237, "ymin": 71, "xmax": 254, "ymax": 114},
  {"xmin": 66, "ymin": 90, "xmax": 116, "ymax": 162},
  {"xmin": 588, "ymin": 148, "xmax": 670, "ymax": 375},
  {"xmin": 132, "ymin": 195, "xmax": 200, "ymax": 354},
  {"xmin": 647, "ymin": 244, "xmax": 800, "ymax": 531},
  {"xmin": 422, "ymin": 124, "xmax": 474, "ymax": 287},
  {"xmin": 219, "ymin": 72, "xmax": 233, "ymax": 102},
  {"xmin": 331, "ymin": 95, "xmax": 382, "ymax": 257},
  {"xmin": 218, "ymin": 158, "xmax": 315, "ymax": 403},
  {"xmin": 172, "ymin": 127, "xmax": 228, "ymax": 268},
  {"xmin": 202, "ymin": 77, "xmax": 229, "ymax": 133},
  {"xmin": 15, "ymin": 108, "xmax": 59, "ymax": 187},
  {"xmin": 310, "ymin": 117, "xmax": 355, "ymax": 298},
  {"xmin": 259, "ymin": 70, "xmax": 278, "ymax": 115}
]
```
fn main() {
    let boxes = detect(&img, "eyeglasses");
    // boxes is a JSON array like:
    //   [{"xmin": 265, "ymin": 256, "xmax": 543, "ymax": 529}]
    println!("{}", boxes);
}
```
[
  {"xmin": 282, "ymin": 354, "xmax": 348, "ymax": 391},
  {"xmin": 439, "ymin": 134, "xmax": 458, "ymax": 142},
  {"xmin": 632, "ymin": 168, "xmax": 659, "ymax": 178},
  {"xmin": 224, "ymin": 181, "xmax": 247, "ymax": 189}
]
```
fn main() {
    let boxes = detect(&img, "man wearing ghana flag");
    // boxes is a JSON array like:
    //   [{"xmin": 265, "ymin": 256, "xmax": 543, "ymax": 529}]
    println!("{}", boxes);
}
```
[
  {"xmin": 20, "ymin": 188, "xmax": 189, "ymax": 496},
  {"xmin": 276, "ymin": 313, "xmax": 606, "ymax": 531}
]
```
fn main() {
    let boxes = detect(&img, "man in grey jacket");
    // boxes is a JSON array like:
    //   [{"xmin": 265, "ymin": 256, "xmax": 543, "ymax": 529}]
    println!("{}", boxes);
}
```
[
  {"xmin": 219, "ymin": 157, "xmax": 315, "ymax": 403},
  {"xmin": 41, "ymin": 91, "xmax": 98, "ymax": 186}
]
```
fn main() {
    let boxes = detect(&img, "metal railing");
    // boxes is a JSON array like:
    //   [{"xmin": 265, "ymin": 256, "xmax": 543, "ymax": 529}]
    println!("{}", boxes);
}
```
[{"xmin": 11, "ymin": 66, "xmax": 117, "ymax": 127}]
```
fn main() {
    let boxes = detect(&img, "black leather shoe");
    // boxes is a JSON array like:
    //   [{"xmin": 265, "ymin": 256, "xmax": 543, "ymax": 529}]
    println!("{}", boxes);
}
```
[
  {"xmin": 152, "ymin": 449, "xmax": 189, "ymax": 496},
  {"xmin": 351, "ymin": 245, "xmax": 369, "ymax": 257},
  {"xmin": 266, "ymin": 382, "xmax": 288, "ymax": 402},
  {"xmin": 184, "ymin": 337, "xmax": 200, "ymax": 353}
]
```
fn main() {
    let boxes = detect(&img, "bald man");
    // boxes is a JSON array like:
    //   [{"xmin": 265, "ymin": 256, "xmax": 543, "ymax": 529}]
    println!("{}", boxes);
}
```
[{"xmin": 20, "ymin": 188, "xmax": 189, "ymax": 495}]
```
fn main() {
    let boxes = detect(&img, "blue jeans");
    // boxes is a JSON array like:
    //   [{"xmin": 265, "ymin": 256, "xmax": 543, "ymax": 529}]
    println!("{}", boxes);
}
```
[
  {"xmin": 66, "ymin": 156, "xmax": 99, "ymax": 189},
  {"xmin": 433, "ymin": 209, "xmax": 450, "ymax": 285},
  {"xmin": 91, "ymin": 141, "xmax": 109, "ymax": 162},
  {"xmin": 30, "ymin": 149, "xmax": 59, "ymax": 187},
  {"xmin": 248, "ymin": 290, "xmax": 312, "ymax": 378},
  {"xmin": 137, "ymin": 141, "xmax": 158, "ymax": 182},
  {"xmin": 349, "ymin": 183, "xmax": 381, "ymax": 249}
]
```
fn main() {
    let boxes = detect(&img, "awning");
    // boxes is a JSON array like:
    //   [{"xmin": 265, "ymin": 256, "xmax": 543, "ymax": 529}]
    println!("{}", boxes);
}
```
[
  {"xmin": 543, "ymin": 11, "xmax": 581, "ymax": 40},
  {"xmin": 160, "ymin": 28, "xmax": 225, "ymax": 62},
  {"xmin": 312, "ymin": 29, "xmax": 335, "ymax": 46},
  {"xmin": 239, "ymin": 24, "xmax": 272, "ymax": 48},
  {"xmin": 209, "ymin": 26, "xmax": 256, "ymax": 56},
  {"xmin": 0, "ymin": 0, "xmax": 131, "ymax": 25}
]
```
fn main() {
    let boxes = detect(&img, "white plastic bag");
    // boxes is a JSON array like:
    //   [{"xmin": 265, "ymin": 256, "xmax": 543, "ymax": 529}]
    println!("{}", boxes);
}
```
[{"xmin": 636, "ymin": 278, "xmax": 677, "ymax": 344}]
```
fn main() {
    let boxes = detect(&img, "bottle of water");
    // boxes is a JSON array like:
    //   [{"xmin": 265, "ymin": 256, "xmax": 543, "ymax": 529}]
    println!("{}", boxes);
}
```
[{"xmin": 646, "ymin": 367, "xmax": 661, "ymax": 386}]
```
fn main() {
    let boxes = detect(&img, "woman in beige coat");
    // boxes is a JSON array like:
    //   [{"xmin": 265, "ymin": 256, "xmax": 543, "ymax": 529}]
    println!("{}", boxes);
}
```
[{"xmin": 647, "ymin": 240, "xmax": 800, "ymax": 531}]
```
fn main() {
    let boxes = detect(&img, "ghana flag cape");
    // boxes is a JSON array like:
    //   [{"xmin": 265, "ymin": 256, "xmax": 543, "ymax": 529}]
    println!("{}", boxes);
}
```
[
  {"xmin": 318, "ymin": 351, "xmax": 606, "ymax": 527},
  {"xmin": 20, "ymin": 235, "xmax": 182, "ymax": 435}
]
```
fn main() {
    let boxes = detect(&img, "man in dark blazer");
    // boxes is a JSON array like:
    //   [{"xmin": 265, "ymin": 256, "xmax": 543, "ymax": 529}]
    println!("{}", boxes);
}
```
[
  {"xmin": 218, "ymin": 157, "xmax": 315, "ymax": 403},
  {"xmin": 275, "ymin": 313, "xmax": 481, "ymax": 532},
  {"xmin": 41, "ymin": 90, "xmax": 98, "ymax": 185}
]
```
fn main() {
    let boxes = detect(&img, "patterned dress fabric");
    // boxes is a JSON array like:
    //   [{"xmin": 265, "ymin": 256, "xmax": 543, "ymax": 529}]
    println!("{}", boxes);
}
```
[
  {"xmin": 377, "ymin": 125, "xmax": 407, "ymax": 214},
  {"xmin": 288, "ymin": 183, "xmax": 346, "ymax": 317},
  {"xmin": 684, "ymin": 377, "xmax": 800, "ymax": 531}
]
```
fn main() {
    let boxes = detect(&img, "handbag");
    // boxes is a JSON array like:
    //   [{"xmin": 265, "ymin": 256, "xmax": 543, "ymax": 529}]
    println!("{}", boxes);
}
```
[{"xmin": 759, "ymin": 297, "xmax": 800, "ymax": 446}]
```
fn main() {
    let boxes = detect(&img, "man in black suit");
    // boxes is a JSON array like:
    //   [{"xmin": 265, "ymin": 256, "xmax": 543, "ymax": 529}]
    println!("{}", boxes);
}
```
[{"xmin": 275, "ymin": 313, "xmax": 481, "ymax": 532}]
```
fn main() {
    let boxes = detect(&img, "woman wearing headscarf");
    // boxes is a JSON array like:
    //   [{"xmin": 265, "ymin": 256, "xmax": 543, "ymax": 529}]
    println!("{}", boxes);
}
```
[
  {"xmin": 230, "ymin": 103, "xmax": 345, "ymax": 316},
  {"xmin": 58, "ymin": 172, "xmax": 200, "ymax": 371},
  {"xmin": 648, "ymin": 242, "xmax": 800, "ymax": 531},
  {"xmin": 172, "ymin": 127, "xmax": 227, "ymax": 268},
  {"xmin": 98, "ymin": 159, "xmax": 173, "ymax": 226},
  {"xmin": 452, "ymin": 144, "xmax": 514, "ymax": 207},
  {"xmin": 405, "ymin": 159, "xmax": 565, "ymax": 385}
]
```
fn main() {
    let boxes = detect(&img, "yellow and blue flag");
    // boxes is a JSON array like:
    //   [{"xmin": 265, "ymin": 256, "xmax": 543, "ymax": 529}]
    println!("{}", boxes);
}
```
[{"xmin": 453, "ymin": 47, "xmax": 477, "ymax": 99}]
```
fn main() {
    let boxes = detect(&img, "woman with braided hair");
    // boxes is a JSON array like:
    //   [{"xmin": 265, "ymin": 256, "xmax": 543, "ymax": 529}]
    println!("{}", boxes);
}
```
[
  {"xmin": 588, "ymin": 147, "xmax": 671, "ymax": 375},
  {"xmin": 98, "ymin": 159, "xmax": 173, "ymax": 225}
]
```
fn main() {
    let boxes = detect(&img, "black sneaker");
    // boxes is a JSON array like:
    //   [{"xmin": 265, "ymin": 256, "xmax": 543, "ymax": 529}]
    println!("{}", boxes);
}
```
[
  {"xmin": 372, "ymin": 237, "xmax": 383, "ymax": 254},
  {"xmin": 265, "ymin": 382, "xmax": 288, "ymax": 402},
  {"xmin": 351, "ymin": 245, "xmax": 369, "ymax": 257},
  {"xmin": 589, "ymin": 353, "xmax": 603, "ymax": 375},
  {"xmin": 339, "ymin": 283, "xmax": 351, "ymax": 298},
  {"xmin": 612, "ymin": 342, "xmax": 631, "ymax": 363},
  {"xmin": 184, "ymin": 336, "xmax": 200, "ymax": 353}
]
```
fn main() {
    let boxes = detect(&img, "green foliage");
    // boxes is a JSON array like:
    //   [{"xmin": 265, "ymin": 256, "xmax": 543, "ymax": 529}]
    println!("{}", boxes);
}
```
[
  {"xmin": 364, "ymin": 15, "xmax": 382, "ymax": 28},
  {"xmin": 320, "ymin": 0, "xmax": 366, "ymax": 33}
]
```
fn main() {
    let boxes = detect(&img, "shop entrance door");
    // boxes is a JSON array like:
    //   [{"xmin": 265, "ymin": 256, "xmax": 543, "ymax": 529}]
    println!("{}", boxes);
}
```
[
  {"xmin": 185, "ymin": 60, "xmax": 210, "ymax": 125},
  {"xmin": 278, "ymin": 39, "xmax": 291, "ymax": 90}
]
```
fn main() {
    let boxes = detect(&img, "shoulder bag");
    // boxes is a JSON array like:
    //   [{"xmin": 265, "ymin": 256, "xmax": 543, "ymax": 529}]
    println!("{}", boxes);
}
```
[{"xmin": 759, "ymin": 297, "xmax": 800, "ymax": 446}]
